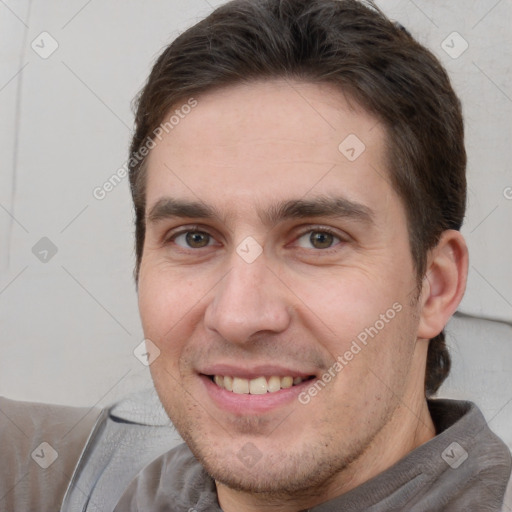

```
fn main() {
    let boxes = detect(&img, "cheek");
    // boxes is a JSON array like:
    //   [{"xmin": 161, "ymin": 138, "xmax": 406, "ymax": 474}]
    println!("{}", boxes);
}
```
[
  {"xmin": 138, "ymin": 274, "xmax": 168, "ymax": 338},
  {"xmin": 294, "ymin": 269, "xmax": 403, "ymax": 332},
  {"xmin": 137, "ymin": 266, "xmax": 203, "ymax": 359},
  {"xmin": 292, "ymin": 269, "xmax": 415, "ymax": 386}
]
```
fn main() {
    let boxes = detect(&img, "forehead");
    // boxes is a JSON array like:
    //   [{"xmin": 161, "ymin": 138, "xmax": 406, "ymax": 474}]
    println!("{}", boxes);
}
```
[{"xmin": 144, "ymin": 80, "xmax": 398, "ymax": 223}]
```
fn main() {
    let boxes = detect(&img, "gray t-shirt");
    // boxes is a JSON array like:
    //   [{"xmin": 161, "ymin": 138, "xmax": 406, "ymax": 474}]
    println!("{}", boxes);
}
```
[{"xmin": 114, "ymin": 400, "xmax": 512, "ymax": 511}]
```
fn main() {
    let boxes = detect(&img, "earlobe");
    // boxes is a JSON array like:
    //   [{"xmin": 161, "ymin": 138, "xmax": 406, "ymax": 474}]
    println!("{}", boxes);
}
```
[{"xmin": 417, "ymin": 230, "xmax": 468, "ymax": 340}]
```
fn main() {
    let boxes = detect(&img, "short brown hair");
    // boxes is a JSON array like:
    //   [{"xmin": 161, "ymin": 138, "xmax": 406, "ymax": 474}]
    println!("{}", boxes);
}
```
[{"xmin": 128, "ymin": 0, "xmax": 466, "ymax": 395}]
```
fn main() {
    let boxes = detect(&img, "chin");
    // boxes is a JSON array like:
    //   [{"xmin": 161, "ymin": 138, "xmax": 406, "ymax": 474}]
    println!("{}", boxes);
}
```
[
  {"xmin": 205, "ymin": 456, "xmax": 320, "ymax": 495},
  {"xmin": 185, "ymin": 431, "xmax": 352, "ymax": 498}
]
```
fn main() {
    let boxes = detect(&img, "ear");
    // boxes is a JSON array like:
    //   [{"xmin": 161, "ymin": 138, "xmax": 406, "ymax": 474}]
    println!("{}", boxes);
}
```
[{"xmin": 417, "ymin": 230, "xmax": 468, "ymax": 339}]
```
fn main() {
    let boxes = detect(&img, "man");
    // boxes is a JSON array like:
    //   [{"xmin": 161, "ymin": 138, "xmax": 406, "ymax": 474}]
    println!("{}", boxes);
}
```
[
  {"xmin": 113, "ymin": 0, "xmax": 511, "ymax": 510},
  {"xmin": 1, "ymin": 0, "xmax": 510, "ymax": 511}
]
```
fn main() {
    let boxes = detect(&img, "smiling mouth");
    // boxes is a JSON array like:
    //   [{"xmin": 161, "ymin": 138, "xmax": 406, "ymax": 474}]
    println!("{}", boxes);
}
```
[{"xmin": 208, "ymin": 375, "xmax": 316, "ymax": 394}]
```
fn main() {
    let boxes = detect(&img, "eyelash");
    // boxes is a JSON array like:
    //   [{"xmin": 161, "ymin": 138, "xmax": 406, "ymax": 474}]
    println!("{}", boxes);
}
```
[{"xmin": 165, "ymin": 225, "xmax": 346, "ymax": 252}]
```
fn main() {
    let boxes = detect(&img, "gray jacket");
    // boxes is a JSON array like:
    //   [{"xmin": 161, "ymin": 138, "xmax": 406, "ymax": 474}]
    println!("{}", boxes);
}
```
[
  {"xmin": 1, "ymin": 390, "xmax": 511, "ymax": 511},
  {"xmin": 113, "ymin": 399, "xmax": 512, "ymax": 511}
]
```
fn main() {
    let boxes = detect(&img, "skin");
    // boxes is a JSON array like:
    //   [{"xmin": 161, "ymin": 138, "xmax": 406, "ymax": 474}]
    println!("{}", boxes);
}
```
[{"xmin": 137, "ymin": 80, "xmax": 468, "ymax": 511}]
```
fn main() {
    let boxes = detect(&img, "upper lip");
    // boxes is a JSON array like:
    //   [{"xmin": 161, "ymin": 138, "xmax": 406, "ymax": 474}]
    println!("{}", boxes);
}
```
[{"xmin": 199, "ymin": 364, "xmax": 317, "ymax": 379}]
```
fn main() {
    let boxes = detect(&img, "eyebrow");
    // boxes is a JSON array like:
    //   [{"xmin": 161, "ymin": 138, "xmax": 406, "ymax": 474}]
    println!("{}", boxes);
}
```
[
  {"xmin": 261, "ymin": 196, "xmax": 374, "ymax": 226},
  {"xmin": 146, "ymin": 196, "xmax": 374, "ymax": 226},
  {"xmin": 147, "ymin": 198, "xmax": 220, "ymax": 224}
]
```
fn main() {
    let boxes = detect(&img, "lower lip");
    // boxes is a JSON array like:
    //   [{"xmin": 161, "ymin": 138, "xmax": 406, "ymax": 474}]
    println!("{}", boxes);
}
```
[{"xmin": 200, "ymin": 375, "xmax": 313, "ymax": 415}]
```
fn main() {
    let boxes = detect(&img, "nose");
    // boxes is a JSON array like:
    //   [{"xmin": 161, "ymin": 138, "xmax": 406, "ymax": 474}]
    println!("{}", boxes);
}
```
[{"xmin": 204, "ymin": 254, "xmax": 292, "ymax": 344}]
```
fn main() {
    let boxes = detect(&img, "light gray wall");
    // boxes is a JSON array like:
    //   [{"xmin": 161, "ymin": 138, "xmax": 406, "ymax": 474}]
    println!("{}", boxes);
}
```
[{"xmin": 1, "ymin": 0, "xmax": 511, "ymax": 407}]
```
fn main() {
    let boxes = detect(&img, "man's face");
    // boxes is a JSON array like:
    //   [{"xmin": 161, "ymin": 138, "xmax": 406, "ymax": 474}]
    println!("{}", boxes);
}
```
[{"xmin": 138, "ymin": 80, "xmax": 429, "ymax": 496}]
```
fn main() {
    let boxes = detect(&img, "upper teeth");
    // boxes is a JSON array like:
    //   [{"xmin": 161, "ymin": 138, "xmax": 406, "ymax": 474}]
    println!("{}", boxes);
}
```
[{"xmin": 213, "ymin": 375, "xmax": 305, "ymax": 394}]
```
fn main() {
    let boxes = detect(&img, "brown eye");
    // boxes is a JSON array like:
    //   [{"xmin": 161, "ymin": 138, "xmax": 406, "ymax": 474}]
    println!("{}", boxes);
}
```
[
  {"xmin": 310, "ymin": 231, "xmax": 334, "ymax": 249},
  {"xmin": 296, "ymin": 230, "xmax": 341, "ymax": 250},
  {"xmin": 174, "ymin": 231, "xmax": 212, "ymax": 248}
]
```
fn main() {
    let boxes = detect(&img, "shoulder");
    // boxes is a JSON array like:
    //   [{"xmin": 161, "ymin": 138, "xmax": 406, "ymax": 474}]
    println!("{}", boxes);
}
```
[
  {"xmin": 0, "ymin": 396, "xmax": 103, "ymax": 512},
  {"xmin": 426, "ymin": 398, "xmax": 512, "ymax": 510},
  {"xmin": 60, "ymin": 387, "xmax": 183, "ymax": 511}
]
